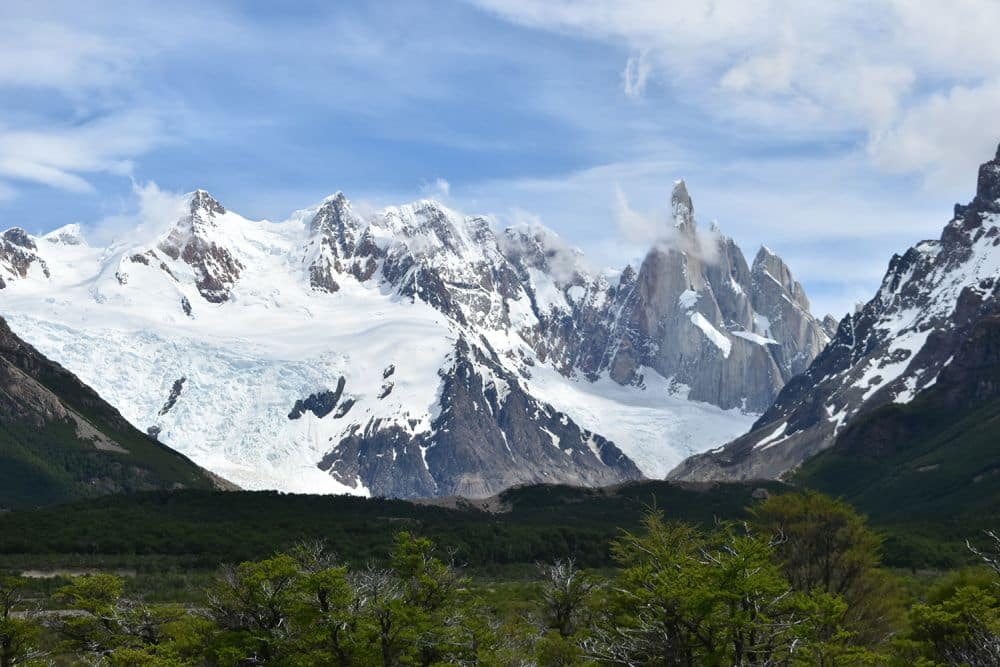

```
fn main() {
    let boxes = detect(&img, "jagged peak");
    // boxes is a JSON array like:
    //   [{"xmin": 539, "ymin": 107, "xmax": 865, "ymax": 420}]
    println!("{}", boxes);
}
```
[
  {"xmin": 974, "ymin": 142, "xmax": 1000, "ymax": 206},
  {"xmin": 500, "ymin": 221, "xmax": 589, "ymax": 282},
  {"xmin": 187, "ymin": 189, "xmax": 226, "ymax": 217},
  {"xmin": 752, "ymin": 245, "xmax": 780, "ymax": 267},
  {"xmin": 503, "ymin": 220, "xmax": 563, "ymax": 244},
  {"xmin": 311, "ymin": 191, "xmax": 358, "ymax": 235},
  {"xmin": 501, "ymin": 221, "xmax": 581, "ymax": 259},
  {"xmin": 323, "ymin": 190, "xmax": 349, "ymax": 205},
  {"xmin": 2, "ymin": 227, "xmax": 36, "ymax": 250},
  {"xmin": 671, "ymin": 179, "xmax": 696, "ymax": 234},
  {"xmin": 671, "ymin": 179, "xmax": 692, "ymax": 212},
  {"xmin": 43, "ymin": 223, "xmax": 86, "ymax": 246},
  {"xmin": 3, "ymin": 229, "xmax": 43, "ymax": 254},
  {"xmin": 462, "ymin": 214, "xmax": 498, "ymax": 247}
]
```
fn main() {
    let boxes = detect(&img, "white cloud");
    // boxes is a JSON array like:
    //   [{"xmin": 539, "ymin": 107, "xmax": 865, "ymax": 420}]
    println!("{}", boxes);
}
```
[
  {"xmin": 869, "ymin": 81, "xmax": 1000, "ymax": 188},
  {"xmin": 613, "ymin": 183, "xmax": 659, "ymax": 242},
  {"xmin": 0, "ymin": 112, "xmax": 163, "ymax": 193},
  {"xmin": 90, "ymin": 180, "xmax": 187, "ymax": 247},
  {"xmin": 623, "ymin": 51, "xmax": 650, "ymax": 97},
  {"xmin": 0, "ymin": 20, "xmax": 128, "ymax": 92},
  {"xmin": 469, "ymin": 0, "xmax": 1000, "ymax": 184},
  {"xmin": 431, "ymin": 177, "xmax": 451, "ymax": 198}
]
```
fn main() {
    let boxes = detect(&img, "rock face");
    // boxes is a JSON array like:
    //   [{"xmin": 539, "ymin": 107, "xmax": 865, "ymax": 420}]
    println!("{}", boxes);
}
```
[
  {"xmin": 670, "ymin": 144, "xmax": 1000, "ymax": 482},
  {"xmin": 0, "ymin": 228, "xmax": 49, "ymax": 289},
  {"xmin": 553, "ymin": 182, "xmax": 828, "ymax": 413},
  {"xmin": 0, "ymin": 316, "xmax": 228, "ymax": 509},
  {"xmin": 790, "ymin": 314, "xmax": 1000, "ymax": 530},
  {"xmin": 320, "ymin": 337, "xmax": 641, "ymax": 498},
  {"xmin": 157, "ymin": 190, "xmax": 244, "ymax": 303},
  {"xmin": 1, "ymin": 183, "xmax": 825, "ymax": 499},
  {"xmin": 828, "ymin": 314, "xmax": 1000, "ymax": 462}
]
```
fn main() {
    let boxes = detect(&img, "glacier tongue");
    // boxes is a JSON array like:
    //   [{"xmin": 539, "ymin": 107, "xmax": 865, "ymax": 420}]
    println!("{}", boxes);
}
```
[{"xmin": 1, "ymin": 185, "xmax": 817, "ymax": 497}]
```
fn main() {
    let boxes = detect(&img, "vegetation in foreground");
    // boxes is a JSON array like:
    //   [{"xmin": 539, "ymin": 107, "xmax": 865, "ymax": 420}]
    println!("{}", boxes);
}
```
[
  {"xmin": 0, "ymin": 478, "xmax": 979, "ymax": 576},
  {"xmin": 2, "ymin": 491, "xmax": 999, "ymax": 666}
]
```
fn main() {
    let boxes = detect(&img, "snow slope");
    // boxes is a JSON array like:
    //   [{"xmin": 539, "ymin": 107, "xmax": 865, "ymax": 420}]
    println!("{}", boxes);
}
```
[{"xmin": 0, "ymin": 188, "xmax": 791, "ymax": 496}]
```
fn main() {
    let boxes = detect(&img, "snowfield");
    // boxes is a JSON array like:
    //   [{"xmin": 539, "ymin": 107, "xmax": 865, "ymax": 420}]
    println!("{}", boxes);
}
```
[{"xmin": 1, "ymin": 190, "xmax": 760, "ymax": 495}]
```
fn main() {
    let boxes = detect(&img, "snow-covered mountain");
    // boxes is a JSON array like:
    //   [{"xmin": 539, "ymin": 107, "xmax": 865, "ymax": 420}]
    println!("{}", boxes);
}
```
[
  {"xmin": 670, "ymin": 144, "xmax": 1000, "ymax": 482},
  {"xmin": 0, "ymin": 182, "xmax": 826, "ymax": 498}
]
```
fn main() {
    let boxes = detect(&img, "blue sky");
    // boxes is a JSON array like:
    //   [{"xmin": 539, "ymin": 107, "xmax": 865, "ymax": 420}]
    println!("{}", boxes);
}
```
[{"xmin": 3, "ymin": 0, "xmax": 1000, "ymax": 317}]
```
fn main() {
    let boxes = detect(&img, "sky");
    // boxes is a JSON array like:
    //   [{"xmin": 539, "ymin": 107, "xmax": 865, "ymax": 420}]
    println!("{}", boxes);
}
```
[{"xmin": 2, "ymin": 0, "xmax": 999, "ymax": 318}]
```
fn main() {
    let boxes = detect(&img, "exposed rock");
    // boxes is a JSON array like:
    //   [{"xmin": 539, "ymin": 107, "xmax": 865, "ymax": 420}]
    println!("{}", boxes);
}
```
[
  {"xmin": 319, "ymin": 336, "xmax": 642, "ymax": 499},
  {"xmin": 551, "ymin": 183, "xmax": 829, "ymax": 413},
  {"xmin": 670, "ymin": 144, "xmax": 1000, "ymax": 482},
  {"xmin": 0, "ymin": 227, "xmax": 50, "ymax": 287},
  {"xmin": 821, "ymin": 314, "xmax": 840, "ymax": 338},
  {"xmin": 332, "ymin": 398, "xmax": 355, "ymax": 419},
  {"xmin": 158, "ymin": 378, "xmax": 187, "ymax": 416},
  {"xmin": 158, "ymin": 190, "xmax": 243, "ymax": 303},
  {"xmin": 288, "ymin": 377, "xmax": 347, "ymax": 420}
]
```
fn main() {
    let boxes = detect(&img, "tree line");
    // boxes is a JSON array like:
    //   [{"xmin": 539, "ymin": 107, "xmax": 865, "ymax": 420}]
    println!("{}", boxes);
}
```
[{"xmin": 1, "ymin": 491, "xmax": 998, "ymax": 666}]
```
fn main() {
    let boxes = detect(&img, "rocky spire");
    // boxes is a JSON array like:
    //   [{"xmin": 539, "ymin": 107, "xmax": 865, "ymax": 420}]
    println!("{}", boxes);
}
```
[
  {"xmin": 670, "ymin": 138, "xmax": 1000, "ymax": 484},
  {"xmin": 752, "ymin": 246, "xmax": 810, "ymax": 312},
  {"xmin": 671, "ymin": 180, "xmax": 696, "ymax": 234},
  {"xmin": 310, "ymin": 192, "xmax": 359, "ymax": 258},
  {"xmin": 974, "ymin": 142, "xmax": 1000, "ymax": 209}
]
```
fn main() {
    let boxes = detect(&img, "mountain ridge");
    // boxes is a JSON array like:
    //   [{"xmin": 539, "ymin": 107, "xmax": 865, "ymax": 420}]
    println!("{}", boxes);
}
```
[
  {"xmin": 1, "ymin": 182, "xmax": 825, "ymax": 498},
  {"xmin": 670, "ymin": 143, "xmax": 1000, "ymax": 483}
]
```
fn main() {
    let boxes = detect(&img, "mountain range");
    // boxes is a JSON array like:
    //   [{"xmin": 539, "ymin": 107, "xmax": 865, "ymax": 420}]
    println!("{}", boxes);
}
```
[
  {"xmin": 671, "ymin": 143, "xmax": 1000, "ymax": 482},
  {"xmin": 0, "ymin": 181, "xmax": 828, "ymax": 498}
]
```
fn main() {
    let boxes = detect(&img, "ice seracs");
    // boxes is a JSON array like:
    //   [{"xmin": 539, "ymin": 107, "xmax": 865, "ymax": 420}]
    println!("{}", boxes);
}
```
[{"xmin": 0, "ymin": 180, "xmax": 827, "ymax": 497}]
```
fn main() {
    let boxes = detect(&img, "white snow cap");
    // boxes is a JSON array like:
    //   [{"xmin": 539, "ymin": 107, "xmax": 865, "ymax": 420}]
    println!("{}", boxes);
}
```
[{"xmin": 44, "ymin": 223, "xmax": 86, "ymax": 246}]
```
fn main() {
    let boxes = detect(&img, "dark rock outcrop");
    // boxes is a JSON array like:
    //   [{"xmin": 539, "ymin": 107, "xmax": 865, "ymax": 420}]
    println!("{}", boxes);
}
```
[
  {"xmin": 319, "ymin": 336, "xmax": 643, "ymax": 499},
  {"xmin": 158, "ymin": 377, "xmax": 187, "ymax": 416},
  {"xmin": 288, "ymin": 377, "xmax": 347, "ymax": 420}
]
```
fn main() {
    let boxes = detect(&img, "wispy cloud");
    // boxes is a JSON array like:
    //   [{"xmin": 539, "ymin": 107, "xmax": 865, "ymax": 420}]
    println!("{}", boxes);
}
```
[
  {"xmin": 1, "ymin": 0, "xmax": 994, "ymax": 321},
  {"xmin": 90, "ymin": 180, "xmax": 187, "ymax": 247},
  {"xmin": 0, "ymin": 112, "xmax": 163, "ymax": 193},
  {"xmin": 469, "ymin": 0, "xmax": 1000, "ymax": 186},
  {"xmin": 622, "ymin": 52, "xmax": 650, "ymax": 98},
  {"xmin": 0, "ymin": 19, "xmax": 128, "ymax": 92},
  {"xmin": 421, "ymin": 177, "xmax": 451, "ymax": 199}
]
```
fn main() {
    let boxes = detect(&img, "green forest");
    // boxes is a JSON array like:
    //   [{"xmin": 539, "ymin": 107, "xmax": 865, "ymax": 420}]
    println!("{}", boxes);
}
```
[{"xmin": 2, "ymin": 491, "xmax": 999, "ymax": 666}]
